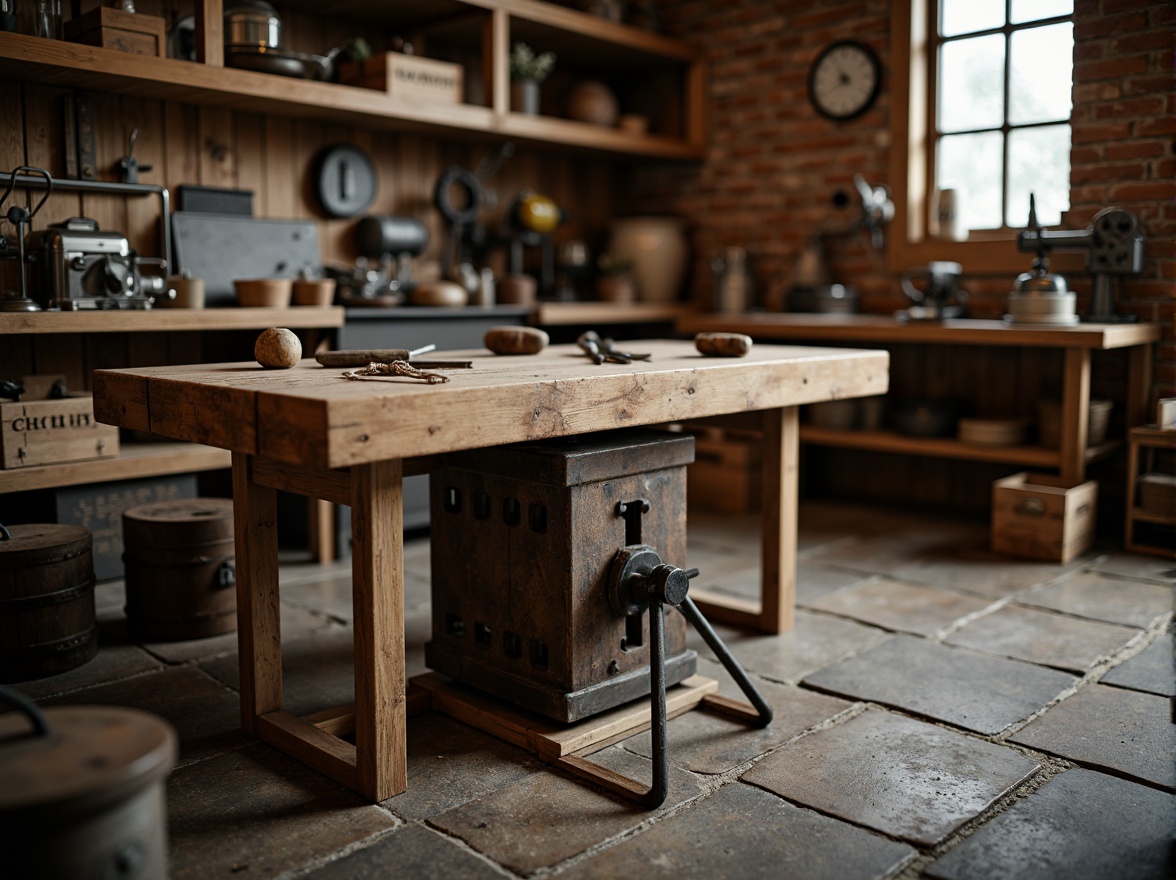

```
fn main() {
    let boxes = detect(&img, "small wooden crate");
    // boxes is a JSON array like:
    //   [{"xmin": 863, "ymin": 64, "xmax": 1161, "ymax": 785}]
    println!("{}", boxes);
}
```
[
  {"xmin": 687, "ymin": 430, "xmax": 762, "ymax": 513},
  {"xmin": 992, "ymin": 472, "xmax": 1097, "ymax": 563},
  {"xmin": 64, "ymin": 7, "xmax": 166, "ymax": 57},
  {"xmin": 338, "ymin": 52, "xmax": 463, "ymax": 103},
  {"xmin": 1, "ymin": 390, "xmax": 119, "ymax": 469}
]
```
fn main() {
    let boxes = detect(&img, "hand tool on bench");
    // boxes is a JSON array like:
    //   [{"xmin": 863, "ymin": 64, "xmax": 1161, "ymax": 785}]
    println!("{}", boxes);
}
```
[
  {"xmin": 315, "ymin": 345, "xmax": 473, "ymax": 369},
  {"xmin": 576, "ymin": 330, "xmax": 652, "ymax": 365}
]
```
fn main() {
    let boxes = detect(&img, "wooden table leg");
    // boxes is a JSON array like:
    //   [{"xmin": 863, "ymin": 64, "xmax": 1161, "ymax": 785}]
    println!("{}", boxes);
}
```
[
  {"xmin": 232, "ymin": 453, "xmax": 282, "ymax": 735},
  {"xmin": 350, "ymin": 459, "xmax": 407, "ymax": 802},
  {"xmin": 1125, "ymin": 343, "xmax": 1154, "ymax": 429},
  {"xmin": 759, "ymin": 406, "xmax": 798, "ymax": 634},
  {"xmin": 1060, "ymin": 348, "xmax": 1091, "ymax": 484}
]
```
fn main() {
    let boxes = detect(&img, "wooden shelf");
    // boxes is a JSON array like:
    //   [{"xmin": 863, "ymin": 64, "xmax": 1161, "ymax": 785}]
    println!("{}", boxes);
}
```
[
  {"xmin": 533, "ymin": 301, "xmax": 697, "ymax": 326},
  {"xmin": 1130, "ymin": 508, "xmax": 1176, "ymax": 527},
  {"xmin": 799, "ymin": 426, "xmax": 1122, "ymax": 468},
  {"xmin": 0, "ymin": 11, "xmax": 704, "ymax": 160},
  {"xmin": 0, "ymin": 441, "xmax": 231, "ymax": 492},
  {"xmin": 677, "ymin": 314, "xmax": 1164, "ymax": 351},
  {"xmin": 0, "ymin": 306, "xmax": 345, "ymax": 334}
]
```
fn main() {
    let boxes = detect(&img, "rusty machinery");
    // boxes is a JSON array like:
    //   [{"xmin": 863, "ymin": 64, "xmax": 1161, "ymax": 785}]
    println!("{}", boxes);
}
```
[{"xmin": 427, "ymin": 428, "xmax": 770, "ymax": 806}]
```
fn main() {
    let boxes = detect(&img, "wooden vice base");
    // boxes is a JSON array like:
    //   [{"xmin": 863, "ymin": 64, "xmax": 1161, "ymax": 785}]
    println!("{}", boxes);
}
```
[{"xmin": 412, "ymin": 672, "xmax": 754, "ymax": 804}]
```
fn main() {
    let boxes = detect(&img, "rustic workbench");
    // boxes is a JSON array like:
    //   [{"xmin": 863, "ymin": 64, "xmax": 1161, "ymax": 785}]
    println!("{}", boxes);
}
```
[{"xmin": 92, "ymin": 339, "xmax": 888, "ymax": 802}]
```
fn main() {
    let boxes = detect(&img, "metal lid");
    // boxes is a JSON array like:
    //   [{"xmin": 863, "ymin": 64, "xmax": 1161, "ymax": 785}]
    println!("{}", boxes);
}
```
[
  {"xmin": 1013, "ymin": 270, "xmax": 1068, "ymax": 295},
  {"xmin": 0, "ymin": 705, "xmax": 177, "ymax": 819}
]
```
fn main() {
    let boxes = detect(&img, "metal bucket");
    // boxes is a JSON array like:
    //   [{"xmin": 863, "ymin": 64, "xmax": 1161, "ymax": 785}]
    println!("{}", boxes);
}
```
[
  {"xmin": 122, "ymin": 498, "xmax": 236, "ymax": 642},
  {"xmin": 0, "ymin": 523, "xmax": 96, "ymax": 683},
  {"xmin": 0, "ymin": 688, "xmax": 178, "ymax": 880}
]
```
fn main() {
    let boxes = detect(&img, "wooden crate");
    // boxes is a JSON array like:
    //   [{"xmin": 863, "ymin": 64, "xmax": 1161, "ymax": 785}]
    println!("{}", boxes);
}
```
[
  {"xmin": 992, "ymin": 472, "xmax": 1097, "ymax": 563},
  {"xmin": 1, "ymin": 393, "xmax": 119, "ymax": 469},
  {"xmin": 64, "ymin": 7, "xmax": 166, "ymax": 57},
  {"xmin": 687, "ymin": 431, "xmax": 762, "ymax": 513},
  {"xmin": 338, "ymin": 52, "xmax": 463, "ymax": 103}
]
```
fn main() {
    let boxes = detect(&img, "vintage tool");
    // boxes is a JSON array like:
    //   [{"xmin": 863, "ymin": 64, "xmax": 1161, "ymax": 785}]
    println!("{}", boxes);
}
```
[
  {"xmin": 506, "ymin": 189, "xmax": 567, "ymax": 298},
  {"xmin": 426, "ymin": 429, "xmax": 770, "ymax": 806},
  {"xmin": 116, "ymin": 128, "xmax": 152, "ymax": 184},
  {"xmin": 0, "ymin": 166, "xmax": 52, "ymax": 311},
  {"xmin": 577, "ymin": 330, "xmax": 651, "ymax": 365},
  {"xmin": 1015, "ymin": 194, "xmax": 1145, "ymax": 323},
  {"xmin": 316, "ymin": 345, "xmax": 473, "ymax": 369},
  {"xmin": 484, "ymin": 325, "xmax": 548, "ymax": 355},
  {"xmin": 344, "ymin": 215, "xmax": 428, "ymax": 305},
  {"xmin": 897, "ymin": 260, "xmax": 967, "ymax": 321}
]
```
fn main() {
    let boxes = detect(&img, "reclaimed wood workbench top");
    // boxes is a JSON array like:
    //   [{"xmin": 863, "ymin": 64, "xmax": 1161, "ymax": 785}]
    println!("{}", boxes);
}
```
[{"xmin": 91, "ymin": 339, "xmax": 889, "ymax": 803}]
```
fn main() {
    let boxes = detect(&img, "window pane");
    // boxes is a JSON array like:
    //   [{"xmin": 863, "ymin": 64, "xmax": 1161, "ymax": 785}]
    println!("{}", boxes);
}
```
[
  {"xmin": 1009, "ymin": 24, "xmax": 1073, "ymax": 124},
  {"xmin": 939, "ymin": 34, "xmax": 1005, "ymax": 133},
  {"xmin": 1011, "ymin": 0, "xmax": 1073, "ymax": 24},
  {"xmin": 1006, "ymin": 124, "xmax": 1071, "ymax": 227},
  {"xmin": 938, "ymin": 131, "xmax": 1004, "ymax": 231},
  {"xmin": 941, "ymin": 0, "xmax": 1004, "ymax": 37}
]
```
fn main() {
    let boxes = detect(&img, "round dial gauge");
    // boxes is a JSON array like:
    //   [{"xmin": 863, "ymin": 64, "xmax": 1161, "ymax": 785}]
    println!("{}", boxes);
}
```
[{"xmin": 808, "ymin": 41, "xmax": 882, "ymax": 121}]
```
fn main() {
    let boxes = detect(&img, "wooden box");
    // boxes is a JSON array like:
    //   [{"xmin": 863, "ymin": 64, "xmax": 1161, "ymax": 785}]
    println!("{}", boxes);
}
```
[
  {"xmin": 1, "ymin": 387, "xmax": 119, "ymax": 469},
  {"xmin": 427, "ymin": 429, "xmax": 696, "ymax": 723},
  {"xmin": 992, "ymin": 472, "xmax": 1098, "ymax": 563},
  {"xmin": 64, "ymin": 7, "xmax": 166, "ymax": 58},
  {"xmin": 687, "ymin": 430, "xmax": 762, "ymax": 514},
  {"xmin": 338, "ymin": 52, "xmax": 463, "ymax": 103}
]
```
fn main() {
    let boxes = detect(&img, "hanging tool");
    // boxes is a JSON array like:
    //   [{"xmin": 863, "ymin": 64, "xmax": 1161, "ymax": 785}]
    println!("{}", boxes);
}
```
[
  {"xmin": 315, "ymin": 344, "xmax": 472, "ymax": 369},
  {"xmin": 0, "ymin": 166, "xmax": 53, "ymax": 311},
  {"xmin": 116, "ymin": 129, "xmax": 152, "ymax": 185}
]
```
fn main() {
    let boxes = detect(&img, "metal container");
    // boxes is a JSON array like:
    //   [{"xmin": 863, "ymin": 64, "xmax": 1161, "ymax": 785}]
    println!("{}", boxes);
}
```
[
  {"xmin": 224, "ymin": 1, "xmax": 280, "ymax": 50},
  {"xmin": 0, "ymin": 690, "xmax": 177, "ymax": 880},
  {"xmin": 0, "ymin": 523, "xmax": 96, "ymax": 683},
  {"xmin": 122, "ymin": 498, "xmax": 236, "ymax": 642}
]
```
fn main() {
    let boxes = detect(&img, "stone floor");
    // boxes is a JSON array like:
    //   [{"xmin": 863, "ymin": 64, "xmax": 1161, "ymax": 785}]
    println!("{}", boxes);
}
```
[{"xmin": 11, "ymin": 500, "xmax": 1175, "ymax": 879}]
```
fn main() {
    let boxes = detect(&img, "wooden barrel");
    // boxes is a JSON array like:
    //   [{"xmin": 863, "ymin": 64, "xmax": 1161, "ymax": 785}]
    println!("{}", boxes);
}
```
[
  {"xmin": 122, "ymin": 498, "xmax": 236, "ymax": 642},
  {"xmin": 0, "ymin": 524, "xmax": 97, "ymax": 683}
]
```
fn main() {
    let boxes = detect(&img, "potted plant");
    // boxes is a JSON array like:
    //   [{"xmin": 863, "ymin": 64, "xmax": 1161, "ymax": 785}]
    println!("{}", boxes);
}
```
[
  {"xmin": 595, "ymin": 253, "xmax": 636, "ymax": 303},
  {"xmin": 509, "ymin": 42, "xmax": 555, "ymax": 115}
]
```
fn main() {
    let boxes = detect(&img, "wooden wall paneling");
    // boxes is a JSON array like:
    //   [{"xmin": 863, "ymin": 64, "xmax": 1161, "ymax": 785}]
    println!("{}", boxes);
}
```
[
  {"xmin": 120, "ymin": 97, "xmax": 167, "ymax": 259},
  {"xmin": 33, "ymin": 334, "xmax": 90, "ymax": 392},
  {"xmin": 0, "ymin": 84, "xmax": 23, "ymax": 297},
  {"xmin": 234, "ymin": 111, "xmax": 265, "ymax": 216},
  {"xmin": 167, "ymin": 330, "xmax": 206, "ymax": 366},
  {"xmin": 198, "ymin": 107, "xmax": 237, "ymax": 189},
  {"xmin": 321, "ymin": 125, "xmax": 369, "ymax": 266},
  {"xmin": 0, "ymin": 335, "xmax": 34, "ymax": 385},
  {"xmin": 163, "ymin": 103, "xmax": 200, "ymax": 195},
  {"xmin": 392, "ymin": 135, "xmax": 443, "ymax": 267},
  {"xmin": 83, "ymin": 333, "xmax": 131, "ymax": 386},
  {"xmin": 294, "ymin": 119, "xmax": 330, "ymax": 264},
  {"xmin": 368, "ymin": 129, "xmax": 400, "ymax": 216},
  {"xmin": 262, "ymin": 116, "xmax": 296, "ymax": 218},
  {"xmin": 21, "ymin": 85, "xmax": 83, "ymax": 226},
  {"xmin": 127, "ymin": 331, "xmax": 171, "ymax": 368},
  {"xmin": 79, "ymin": 92, "xmax": 130, "ymax": 238}
]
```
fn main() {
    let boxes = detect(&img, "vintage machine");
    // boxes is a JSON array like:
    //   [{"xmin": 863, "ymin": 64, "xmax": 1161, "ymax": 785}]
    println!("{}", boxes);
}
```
[
  {"xmin": 25, "ymin": 217, "xmax": 167, "ymax": 310},
  {"xmin": 427, "ymin": 428, "xmax": 770, "ymax": 805}
]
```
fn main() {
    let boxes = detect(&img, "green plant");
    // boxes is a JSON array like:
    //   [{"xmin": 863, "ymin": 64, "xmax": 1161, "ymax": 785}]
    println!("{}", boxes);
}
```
[{"xmin": 510, "ymin": 42, "xmax": 556, "ymax": 82}]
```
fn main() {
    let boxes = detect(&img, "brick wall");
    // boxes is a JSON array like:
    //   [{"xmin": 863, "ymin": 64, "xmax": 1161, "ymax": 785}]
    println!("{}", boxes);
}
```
[{"xmin": 633, "ymin": 0, "xmax": 1175, "ymax": 402}]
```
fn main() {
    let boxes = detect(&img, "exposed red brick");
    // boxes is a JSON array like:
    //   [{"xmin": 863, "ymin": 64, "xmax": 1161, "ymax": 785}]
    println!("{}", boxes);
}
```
[
  {"xmin": 1109, "ymin": 181, "xmax": 1176, "ymax": 201},
  {"xmin": 1135, "ymin": 117, "xmax": 1176, "ymax": 137},
  {"xmin": 1106, "ymin": 140, "xmax": 1166, "ymax": 160},
  {"xmin": 1072, "ymin": 122, "xmax": 1134, "ymax": 143},
  {"xmin": 1075, "ymin": 55, "xmax": 1150, "ymax": 81}
]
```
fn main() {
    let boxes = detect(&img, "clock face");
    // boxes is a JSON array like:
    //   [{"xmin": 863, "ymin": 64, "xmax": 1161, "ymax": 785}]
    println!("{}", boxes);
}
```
[{"xmin": 808, "ymin": 41, "xmax": 881, "ymax": 121}]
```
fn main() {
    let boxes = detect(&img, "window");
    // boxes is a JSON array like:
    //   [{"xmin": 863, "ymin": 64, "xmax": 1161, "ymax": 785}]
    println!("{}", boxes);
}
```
[{"xmin": 888, "ymin": 0, "xmax": 1076, "ymax": 272}]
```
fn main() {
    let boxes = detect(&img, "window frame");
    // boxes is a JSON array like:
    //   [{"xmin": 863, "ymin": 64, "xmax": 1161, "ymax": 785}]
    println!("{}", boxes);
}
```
[{"xmin": 886, "ymin": 0, "xmax": 1080, "ymax": 275}]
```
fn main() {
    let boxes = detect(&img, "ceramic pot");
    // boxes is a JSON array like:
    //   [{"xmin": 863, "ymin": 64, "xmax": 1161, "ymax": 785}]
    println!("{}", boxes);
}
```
[
  {"xmin": 597, "ymin": 274, "xmax": 635, "ymax": 304},
  {"xmin": 566, "ymin": 80, "xmax": 618, "ymax": 127},
  {"xmin": 606, "ymin": 216, "xmax": 688, "ymax": 303},
  {"xmin": 511, "ymin": 79, "xmax": 540, "ymax": 115}
]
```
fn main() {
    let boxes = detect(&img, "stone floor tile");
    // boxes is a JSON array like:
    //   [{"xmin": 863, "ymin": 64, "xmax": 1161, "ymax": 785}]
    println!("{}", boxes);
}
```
[
  {"xmin": 801, "ymin": 528, "xmax": 986, "ymax": 577},
  {"xmin": 301, "ymin": 825, "xmax": 504, "ymax": 879},
  {"xmin": 199, "ymin": 609, "xmax": 433, "ymax": 715},
  {"xmin": 1087, "ymin": 552, "xmax": 1176, "ymax": 585},
  {"xmin": 802, "ymin": 636, "xmax": 1075, "ymax": 735},
  {"xmin": 796, "ymin": 563, "xmax": 874, "ymax": 605},
  {"xmin": 11, "ymin": 642, "xmax": 163, "ymax": 701},
  {"xmin": 926, "ymin": 768, "xmax": 1176, "ymax": 880},
  {"xmin": 138, "ymin": 602, "xmax": 334, "ymax": 665},
  {"xmin": 807, "ymin": 577, "xmax": 993, "ymax": 636},
  {"xmin": 427, "ymin": 746, "xmax": 705, "ymax": 875},
  {"xmin": 891, "ymin": 545, "xmax": 1079, "ymax": 599},
  {"xmin": 383, "ymin": 713, "xmax": 544, "ymax": 820},
  {"xmin": 1010, "ymin": 683, "xmax": 1176, "ymax": 790},
  {"xmin": 1100, "ymin": 632, "xmax": 1175, "ymax": 697},
  {"xmin": 1019, "ymin": 570, "xmax": 1173, "ymax": 628},
  {"xmin": 44, "ymin": 665, "xmax": 247, "ymax": 768},
  {"xmin": 944, "ymin": 605, "xmax": 1140, "ymax": 672},
  {"xmin": 560, "ymin": 782, "xmax": 915, "ymax": 880},
  {"xmin": 282, "ymin": 567, "xmax": 432, "ymax": 620},
  {"xmin": 742, "ymin": 708, "xmax": 1038, "ymax": 846},
  {"xmin": 93, "ymin": 578, "xmax": 127, "ymax": 615},
  {"xmin": 692, "ymin": 609, "xmax": 891, "ymax": 684},
  {"xmin": 621, "ymin": 658, "xmax": 852, "ymax": 774},
  {"xmin": 167, "ymin": 745, "xmax": 397, "ymax": 880}
]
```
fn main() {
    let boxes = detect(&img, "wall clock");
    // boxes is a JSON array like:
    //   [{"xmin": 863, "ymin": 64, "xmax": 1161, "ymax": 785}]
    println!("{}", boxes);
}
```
[{"xmin": 808, "ymin": 40, "xmax": 882, "ymax": 121}]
